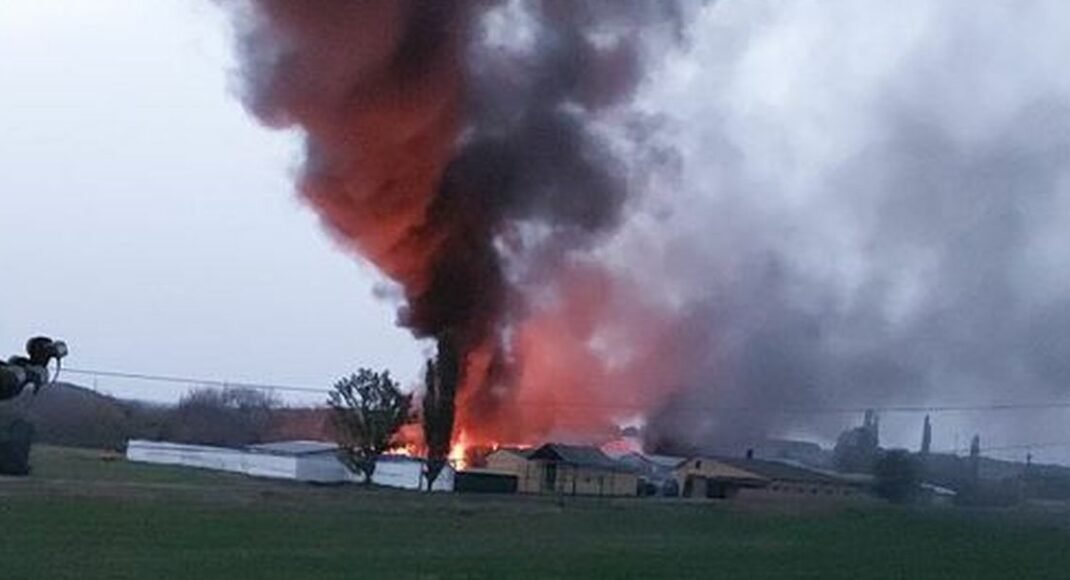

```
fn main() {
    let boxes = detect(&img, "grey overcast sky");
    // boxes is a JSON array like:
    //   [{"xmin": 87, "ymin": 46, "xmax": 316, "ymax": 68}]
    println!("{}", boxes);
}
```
[
  {"xmin": 0, "ymin": 0, "xmax": 425, "ymax": 403},
  {"xmin": 3, "ymin": 1, "xmax": 1070, "ymax": 461}
]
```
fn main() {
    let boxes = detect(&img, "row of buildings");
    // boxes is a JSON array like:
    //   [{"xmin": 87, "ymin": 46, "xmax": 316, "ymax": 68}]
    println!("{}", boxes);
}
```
[
  {"xmin": 470, "ymin": 444, "xmax": 872, "ymax": 500},
  {"xmin": 126, "ymin": 438, "xmax": 874, "ymax": 500}
]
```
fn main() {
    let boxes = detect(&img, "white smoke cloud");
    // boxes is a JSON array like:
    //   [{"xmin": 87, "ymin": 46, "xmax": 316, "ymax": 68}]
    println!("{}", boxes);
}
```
[{"xmin": 622, "ymin": 0, "xmax": 1070, "ymax": 460}]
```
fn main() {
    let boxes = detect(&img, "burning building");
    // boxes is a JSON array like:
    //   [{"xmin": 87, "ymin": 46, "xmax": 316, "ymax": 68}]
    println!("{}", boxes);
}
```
[
  {"xmin": 226, "ymin": 1, "xmax": 693, "ymax": 459},
  {"xmin": 222, "ymin": 0, "xmax": 1070, "ymax": 465}
]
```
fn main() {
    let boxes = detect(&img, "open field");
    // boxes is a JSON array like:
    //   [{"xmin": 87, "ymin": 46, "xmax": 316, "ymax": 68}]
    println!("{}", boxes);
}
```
[{"xmin": 1, "ymin": 447, "xmax": 1069, "ymax": 579}]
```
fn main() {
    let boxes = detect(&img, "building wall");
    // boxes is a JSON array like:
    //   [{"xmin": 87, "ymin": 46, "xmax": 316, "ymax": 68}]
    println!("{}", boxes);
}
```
[
  {"xmin": 294, "ymin": 454, "xmax": 349, "ymax": 483},
  {"xmin": 672, "ymin": 458, "xmax": 767, "ymax": 488},
  {"xmin": 357, "ymin": 458, "xmax": 455, "ymax": 491},
  {"xmin": 671, "ymin": 458, "xmax": 772, "ymax": 498},
  {"xmin": 534, "ymin": 463, "xmax": 637, "ymax": 497},
  {"xmin": 126, "ymin": 439, "xmax": 454, "ymax": 490},
  {"xmin": 737, "ymin": 480, "xmax": 868, "ymax": 501},
  {"xmin": 551, "ymin": 465, "xmax": 637, "ymax": 496},
  {"xmin": 127, "ymin": 440, "xmax": 249, "ymax": 475},
  {"xmin": 485, "ymin": 451, "xmax": 541, "ymax": 493},
  {"xmin": 243, "ymin": 453, "xmax": 300, "ymax": 480},
  {"xmin": 484, "ymin": 452, "xmax": 636, "ymax": 496}
]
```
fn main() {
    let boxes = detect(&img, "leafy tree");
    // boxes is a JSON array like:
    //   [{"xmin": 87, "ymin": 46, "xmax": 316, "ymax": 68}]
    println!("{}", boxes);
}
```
[
  {"xmin": 329, "ymin": 369, "xmax": 412, "ymax": 484},
  {"xmin": 874, "ymin": 449, "xmax": 921, "ymax": 504},
  {"xmin": 422, "ymin": 336, "xmax": 459, "ymax": 491}
]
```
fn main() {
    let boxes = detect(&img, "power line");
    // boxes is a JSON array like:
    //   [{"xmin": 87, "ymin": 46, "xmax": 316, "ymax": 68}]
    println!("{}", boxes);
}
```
[
  {"xmin": 63, "ymin": 367, "xmax": 329, "ymax": 395},
  {"xmin": 943, "ymin": 441, "xmax": 1070, "ymax": 455},
  {"xmin": 62, "ymin": 366, "xmax": 1070, "ymax": 416}
]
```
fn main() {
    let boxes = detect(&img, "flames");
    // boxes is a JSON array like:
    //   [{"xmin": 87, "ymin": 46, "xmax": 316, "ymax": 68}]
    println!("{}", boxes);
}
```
[
  {"xmin": 229, "ymin": 1, "xmax": 690, "ymax": 466},
  {"xmin": 447, "ymin": 430, "xmax": 474, "ymax": 470},
  {"xmin": 445, "ymin": 263, "xmax": 697, "ymax": 452},
  {"xmin": 390, "ymin": 426, "xmax": 505, "ymax": 470}
]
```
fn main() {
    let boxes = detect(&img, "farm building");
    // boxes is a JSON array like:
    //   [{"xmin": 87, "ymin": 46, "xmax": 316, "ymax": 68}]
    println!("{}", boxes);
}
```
[
  {"xmin": 367, "ymin": 454, "xmax": 455, "ymax": 491},
  {"xmin": 617, "ymin": 452, "xmax": 873, "ymax": 501},
  {"xmin": 484, "ymin": 447, "xmax": 539, "ymax": 492},
  {"xmin": 245, "ymin": 441, "xmax": 354, "ymax": 482},
  {"xmin": 126, "ymin": 439, "xmax": 348, "ymax": 483},
  {"xmin": 486, "ymin": 443, "xmax": 639, "ymax": 497},
  {"xmin": 672, "ymin": 456, "xmax": 769, "ymax": 498},
  {"xmin": 717, "ymin": 458, "xmax": 872, "ymax": 500},
  {"xmin": 127, "ymin": 440, "xmax": 257, "ymax": 476},
  {"xmin": 617, "ymin": 453, "xmax": 686, "ymax": 496},
  {"xmin": 125, "ymin": 439, "xmax": 454, "ymax": 491}
]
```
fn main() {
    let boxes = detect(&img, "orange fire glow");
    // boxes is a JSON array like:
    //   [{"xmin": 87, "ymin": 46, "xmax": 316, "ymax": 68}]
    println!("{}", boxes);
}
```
[
  {"xmin": 445, "ymin": 263, "xmax": 697, "ymax": 458},
  {"xmin": 239, "ymin": 3, "xmax": 691, "ymax": 467},
  {"xmin": 447, "ymin": 430, "xmax": 473, "ymax": 470},
  {"xmin": 379, "ymin": 262, "xmax": 701, "ymax": 468}
]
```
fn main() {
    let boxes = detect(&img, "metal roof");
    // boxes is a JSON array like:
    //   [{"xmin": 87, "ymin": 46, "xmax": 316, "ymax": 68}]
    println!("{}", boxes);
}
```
[
  {"xmin": 494, "ymin": 446, "xmax": 536, "ymax": 459},
  {"xmin": 716, "ymin": 457, "xmax": 857, "ymax": 485},
  {"xmin": 246, "ymin": 440, "xmax": 339, "ymax": 456},
  {"xmin": 529, "ymin": 443, "xmax": 632, "ymax": 472},
  {"xmin": 646, "ymin": 454, "xmax": 689, "ymax": 469}
]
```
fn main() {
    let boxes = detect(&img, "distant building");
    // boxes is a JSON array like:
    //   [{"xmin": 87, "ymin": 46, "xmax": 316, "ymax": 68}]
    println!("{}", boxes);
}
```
[
  {"xmin": 370, "ymin": 455, "xmax": 454, "ymax": 492},
  {"xmin": 484, "ymin": 447, "xmax": 539, "ymax": 492},
  {"xmin": 126, "ymin": 439, "xmax": 346, "ymax": 483},
  {"xmin": 672, "ymin": 457, "xmax": 768, "ymax": 498},
  {"xmin": 620, "ymin": 453, "xmax": 873, "ymax": 500},
  {"xmin": 125, "ymin": 439, "xmax": 455, "ymax": 491},
  {"xmin": 617, "ymin": 452, "xmax": 683, "ymax": 495},
  {"xmin": 485, "ymin": 443, "xmax": 638, "ymax": 497},
  {"xmin": 750, "ymin": 439, "xmax": 831, "ymax": 468},
  {"xmin": 719, "ymin": 458, "xmax": 873, "ymax": 500}
]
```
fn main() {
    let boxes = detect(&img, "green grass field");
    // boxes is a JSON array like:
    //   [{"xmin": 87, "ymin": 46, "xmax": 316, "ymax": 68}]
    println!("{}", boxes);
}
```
[{"xmin": 1, "ymin": 447, "xmax": 1068, "ymax": 579}]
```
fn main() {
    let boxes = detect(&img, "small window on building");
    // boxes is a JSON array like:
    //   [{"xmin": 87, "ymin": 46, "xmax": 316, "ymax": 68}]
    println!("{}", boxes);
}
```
[{"xmin": 695, "ymin": 460, "xmax": 702, "ymax": 469}]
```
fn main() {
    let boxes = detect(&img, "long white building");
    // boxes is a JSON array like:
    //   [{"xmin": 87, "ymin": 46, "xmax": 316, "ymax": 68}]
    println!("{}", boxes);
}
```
[{"xmin": 125, "ymin": 439, "xmax": 454, "ymax": 491}]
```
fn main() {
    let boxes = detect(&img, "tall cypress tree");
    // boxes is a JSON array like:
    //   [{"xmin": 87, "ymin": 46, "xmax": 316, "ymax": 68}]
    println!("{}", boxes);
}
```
[
  {"xmin": 422, "ymin": 335, "xmax": 459, "ymax": 490},
  {"xmin": 920, "ymin": 415, "xmax": 932, "ymax": 456}
]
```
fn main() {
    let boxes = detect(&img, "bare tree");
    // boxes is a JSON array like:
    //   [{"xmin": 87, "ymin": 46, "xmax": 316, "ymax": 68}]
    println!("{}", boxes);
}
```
[
  {"xmin": 328, "ymin": 369, "xmax": 412, "ymax": 484},
  {"xmin": 422, "ymin": 336, "xmax": 459, "ymax": 491},
  {"xmin": 164, "ymin": 387, "xmax": 279, "ymax": 447}
]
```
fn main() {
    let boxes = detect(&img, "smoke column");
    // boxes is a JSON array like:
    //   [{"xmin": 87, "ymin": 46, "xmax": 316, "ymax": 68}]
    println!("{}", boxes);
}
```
[
  {"xmin": 226, "ymin": 1, "xmax": 1070, "ymax": 462},
  {"xmin": 629, "ymin": 1, "xmax": 1070, "ymax": 458},
  {"xmin": 226, "ymin": 1, "xmax": 689, "ymax": 450}
]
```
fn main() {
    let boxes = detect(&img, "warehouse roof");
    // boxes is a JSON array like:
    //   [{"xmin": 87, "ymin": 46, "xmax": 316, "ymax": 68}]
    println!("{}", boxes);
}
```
[
  {"xmin": 716, "ymin": 457, "xmax": 857, "ymax": 485},
  {"xmin": 494, "ymin": 446, "xmax": 535, "ymax": 459},
  {"xmin": 246, "ymin": 440, "xmax": 339, "ymax": 456},
  {"xmin": 529, "ymin": 443, "xmax": 632, "ymax": 472}
]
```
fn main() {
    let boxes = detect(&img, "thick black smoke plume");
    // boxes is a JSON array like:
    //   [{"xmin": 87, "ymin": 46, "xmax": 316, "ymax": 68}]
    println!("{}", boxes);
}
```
[{"xmin": 225, "ymin": 0, "xmax": 689, "ymax": 448}]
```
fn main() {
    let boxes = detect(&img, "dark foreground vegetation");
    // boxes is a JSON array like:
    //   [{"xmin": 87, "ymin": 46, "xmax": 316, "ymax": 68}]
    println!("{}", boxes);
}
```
[{"xmin": 1, "ymin": 447, "xmax": 1068, "ymax": 579}]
